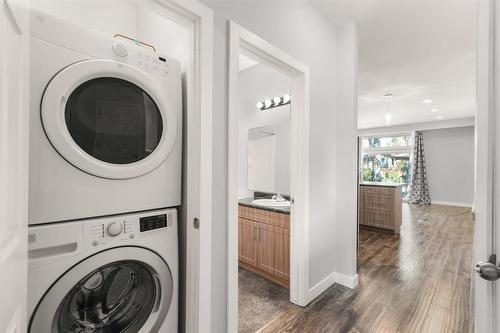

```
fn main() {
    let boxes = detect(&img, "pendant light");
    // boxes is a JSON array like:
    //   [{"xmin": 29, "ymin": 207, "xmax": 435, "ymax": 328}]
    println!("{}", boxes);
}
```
[{"xmin": 384, "ymin": 93, "xmax": 393, "ymax": 126}]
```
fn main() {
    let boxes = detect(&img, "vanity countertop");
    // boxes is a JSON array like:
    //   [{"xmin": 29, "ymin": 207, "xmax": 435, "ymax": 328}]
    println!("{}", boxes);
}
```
[
  {"xmin": 360, "ymin": 181, "xmax": 404, "ymax": 188},
  {"xmin": 238, "ymin": 197, "xmax": 290, "ymax": 214}
]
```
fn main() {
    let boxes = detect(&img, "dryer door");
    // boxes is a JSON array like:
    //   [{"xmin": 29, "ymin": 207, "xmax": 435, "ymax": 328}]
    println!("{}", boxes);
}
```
[
  {"xmin": 41, "ymin": 59, "xmax": 177, "ymax": 179},
  {"xmin": 29, "ymin": 247, "xmax": 173, "ymax": 333}
]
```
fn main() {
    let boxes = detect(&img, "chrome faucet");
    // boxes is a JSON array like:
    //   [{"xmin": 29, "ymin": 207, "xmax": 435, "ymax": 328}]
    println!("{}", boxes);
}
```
[{"xmin": 272, "ymin": 193, "xmax": 285, "ymax": 202}]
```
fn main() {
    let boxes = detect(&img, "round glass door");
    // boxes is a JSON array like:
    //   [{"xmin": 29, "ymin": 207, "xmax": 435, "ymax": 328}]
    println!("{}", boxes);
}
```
[
  {"xmin": 29, "ymin": 247, "xmax": 173, "ymax": 333},
  {"xmin": 41, "ymin": 59, "xmax": 178, "ymax": 179},
  {"xmin": 57, "ymin": 261, "xmax": 156, "ymax": 332},
  {"xmin": 65, "ymin": 77, "xmax": 163, "ymax": 165}
]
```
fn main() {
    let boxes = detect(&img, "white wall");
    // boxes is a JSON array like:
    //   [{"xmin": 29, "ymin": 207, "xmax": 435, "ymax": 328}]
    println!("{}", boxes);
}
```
[
  {"xmin": 423, "ymin": 126, "xmax": 475, "ymax": 206},
  {"xmin": 199, "ymin": 1, "xmax": 358, "ymax": 331},
  {"xmin": 238, "ymin": 63, "xmax": 290, "ymax": 198},
  {"xmin": 334, "ymin": 22, "xmax": 359, "ymax": 282}
]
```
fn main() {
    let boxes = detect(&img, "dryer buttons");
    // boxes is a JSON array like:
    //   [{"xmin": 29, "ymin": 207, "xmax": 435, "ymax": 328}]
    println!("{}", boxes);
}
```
[{"xmin": 112, "ymin": 42, "xmax": 128, "ymax": 57}]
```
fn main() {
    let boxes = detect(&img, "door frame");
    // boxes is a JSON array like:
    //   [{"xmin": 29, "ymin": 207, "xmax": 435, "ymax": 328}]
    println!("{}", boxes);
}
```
[
  {"xmin": 475, "ymin": 0, "xmax": 495, "ymax": 331},
  {"xmin": 227, "ymin": 21, "xmax": 311, "ymax": 331},
  {"xmin": 113, "ymin": 0, "xmax": 214, "ymax": 331},
  {"xmin": 0, "ymin": 0, "xmax": 30, "ymax": 331}
]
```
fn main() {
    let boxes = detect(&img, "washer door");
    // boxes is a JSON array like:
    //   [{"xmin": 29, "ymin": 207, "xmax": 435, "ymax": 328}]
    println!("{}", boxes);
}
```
[
  {"xmin": 42, "ymin": 59, "xmax": 177, "ymax": 179},
  {"xmin": 29, "ymin": 247, "xmax": 173, "ymax": 333}
]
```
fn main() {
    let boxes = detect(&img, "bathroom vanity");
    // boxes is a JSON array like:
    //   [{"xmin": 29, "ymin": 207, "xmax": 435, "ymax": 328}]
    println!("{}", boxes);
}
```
[
  {"xmin": 238, "ymin": 199, "xmax": 290, "ymax": 288},
  {"xmin": 359, "ymin": 182, "xmax": 403, "ymax": 233}
]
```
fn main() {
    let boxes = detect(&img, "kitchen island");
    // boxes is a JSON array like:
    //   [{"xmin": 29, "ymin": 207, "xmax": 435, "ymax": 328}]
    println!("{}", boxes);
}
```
[{"xmin": 359, "ymin": 182, "xmax": 403, "ymax": 233}]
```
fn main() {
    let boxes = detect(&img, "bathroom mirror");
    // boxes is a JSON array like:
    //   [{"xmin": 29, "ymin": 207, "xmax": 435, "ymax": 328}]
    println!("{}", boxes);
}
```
[{"xmin": 247, "ymin": 122, "xmax": 290, "ymax": 194}]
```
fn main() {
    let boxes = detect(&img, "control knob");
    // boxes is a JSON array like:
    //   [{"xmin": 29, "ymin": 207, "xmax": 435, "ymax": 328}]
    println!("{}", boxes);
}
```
[{"xmin": 106, "ymin": 222, "xmax": 123, "ymax": 237}]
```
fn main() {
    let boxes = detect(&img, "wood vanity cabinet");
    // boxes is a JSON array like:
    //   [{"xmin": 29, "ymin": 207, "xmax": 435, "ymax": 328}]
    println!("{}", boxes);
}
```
[{"xmin": 238, "ymin": 205, "xmax": 290, "ymax": 288}]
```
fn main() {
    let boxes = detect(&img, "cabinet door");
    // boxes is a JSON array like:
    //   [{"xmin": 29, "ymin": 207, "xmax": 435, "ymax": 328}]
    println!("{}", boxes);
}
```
[
  {"xmin": 257, "ymin": 223, "xmax": 290, "ymax": 281},
  {"xmin": 238, "ymin": 218, "xmax": 258, "ymax": 267}
]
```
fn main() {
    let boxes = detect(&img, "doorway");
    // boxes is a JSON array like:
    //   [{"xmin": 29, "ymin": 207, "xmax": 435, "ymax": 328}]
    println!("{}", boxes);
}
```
[
  {"xmin": 227, "ymin": 22, "xmax": 310, "ymax": 332},
  {"xmin": 237, "ymin": 54, "xmax": 292, "ymax": 332}
]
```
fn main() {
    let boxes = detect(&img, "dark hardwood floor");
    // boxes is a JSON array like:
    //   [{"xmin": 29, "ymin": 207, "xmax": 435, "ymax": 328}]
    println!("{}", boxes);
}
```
[{"xmin": 259, "ymin": 204, "xmax": 474, "ymax": 333}]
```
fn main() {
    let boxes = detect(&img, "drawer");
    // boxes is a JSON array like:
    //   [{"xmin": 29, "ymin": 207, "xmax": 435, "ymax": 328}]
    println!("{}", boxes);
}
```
[
  {"xmin": 361, "ymin": 186, "xmax": 393, "ymax": 196},
  {"xmin": 238, "ymin": 205, "xmax": 290, "ymax": 229},
  {"xmin": 360, "ymin": 209, "xmax": 394, "ymax": 230},
  {"xmin": 363, "ymin": 193, "xmax": 394, "ymax": 211}
]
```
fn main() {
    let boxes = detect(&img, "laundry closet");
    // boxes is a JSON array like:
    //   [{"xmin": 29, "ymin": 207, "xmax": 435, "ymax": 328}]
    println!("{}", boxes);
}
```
[{"xmin": 25, "ymin": 1, "xmax": 192, "ymax": 331}]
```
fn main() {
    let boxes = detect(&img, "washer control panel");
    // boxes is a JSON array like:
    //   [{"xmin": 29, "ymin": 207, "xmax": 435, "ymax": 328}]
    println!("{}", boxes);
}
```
[{"xmin": 85, "ymin": 209, "xmax": 176, "ymax": 248}]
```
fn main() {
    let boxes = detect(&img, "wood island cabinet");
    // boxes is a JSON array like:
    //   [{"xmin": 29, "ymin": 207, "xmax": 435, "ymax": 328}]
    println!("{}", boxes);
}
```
[
  {"xmin": 238, "ymin": 205, "xmax": 290, "ymax": 288},
  {"xmin": 359, "ymin": 183, "xmax": 403, "ymax": 233}
]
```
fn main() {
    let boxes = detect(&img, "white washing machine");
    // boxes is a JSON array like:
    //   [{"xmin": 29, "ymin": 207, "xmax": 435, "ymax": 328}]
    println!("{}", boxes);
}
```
[
  {"xmin": 28, "ymin": 208, "xmax": 178, "ymax": 332},
  {"xmin": 29, "ymin": 10, "xmax": 182, "ymax": 225}
]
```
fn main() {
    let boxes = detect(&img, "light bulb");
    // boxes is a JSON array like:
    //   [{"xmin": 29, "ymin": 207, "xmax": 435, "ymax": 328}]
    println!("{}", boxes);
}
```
[
  {"xmin": 264, "ymin": 99, "xmax": 272, "ymax": 108},
  {"xmin": 273, "ymin": 96, "xmax": 282, "ymax": 106},
  {"xmin": 282, "ymin": 94, "xmax": 291, "ymax": 104},
  {"xmin": 256, "ymin": 101, "xmax": 264, "ymax": 109}
]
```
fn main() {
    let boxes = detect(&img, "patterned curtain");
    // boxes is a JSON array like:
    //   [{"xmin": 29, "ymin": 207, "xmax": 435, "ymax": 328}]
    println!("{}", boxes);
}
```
[{"xmin": 408, "ymin": 131, "xmax": 431, "ymax": 204}]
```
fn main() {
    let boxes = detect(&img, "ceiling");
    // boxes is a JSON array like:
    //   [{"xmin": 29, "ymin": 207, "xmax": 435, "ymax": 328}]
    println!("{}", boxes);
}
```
[{"xmin": 313, "ymin": 0, "xmax": 477, "ymax": 129}]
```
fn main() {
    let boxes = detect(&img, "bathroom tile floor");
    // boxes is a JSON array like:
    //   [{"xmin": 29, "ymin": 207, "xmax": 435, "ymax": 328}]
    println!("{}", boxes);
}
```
[{"xmin": 238, "ymin": 267, "xmax": 290, "ymax": 333}]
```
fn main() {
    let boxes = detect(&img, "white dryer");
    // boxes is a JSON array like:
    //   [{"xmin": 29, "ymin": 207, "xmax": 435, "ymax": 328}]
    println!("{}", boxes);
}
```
[
  {"xmin": 28, "ymin": 208, "xmax": 178, "ymax": 332},
  {"xmin": 29, "ymin": 10, "xmax": 182, "ymax": 225}
]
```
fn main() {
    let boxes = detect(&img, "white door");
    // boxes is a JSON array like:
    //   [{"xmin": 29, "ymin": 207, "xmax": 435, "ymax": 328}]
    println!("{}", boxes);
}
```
[
  {"xmin": 475, "ymin": 0, "xmax": 497, "ymax": 332},
  {"xmin": 0, "ymin": 0, "xmax": 29, "ymax": 332}
]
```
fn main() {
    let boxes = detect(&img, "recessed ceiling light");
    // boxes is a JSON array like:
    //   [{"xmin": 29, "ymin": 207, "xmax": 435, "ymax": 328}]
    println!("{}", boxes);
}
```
[
  {"xmin": 431, "ymin": 108, "xmax": 439, "ymax": 112},
  {"xmin": 422, "ymin": 99, "xmax": 432, "ymax": 104},
  {"xmin": 436, "ymin": 115, "xmax": 444, "ymax": 119}
]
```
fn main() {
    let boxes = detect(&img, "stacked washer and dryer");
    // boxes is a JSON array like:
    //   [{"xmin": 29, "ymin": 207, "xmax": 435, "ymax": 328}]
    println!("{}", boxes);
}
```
[{"xmin": 28, "ymin": 10, "xmax": 181, "ymax": 333}]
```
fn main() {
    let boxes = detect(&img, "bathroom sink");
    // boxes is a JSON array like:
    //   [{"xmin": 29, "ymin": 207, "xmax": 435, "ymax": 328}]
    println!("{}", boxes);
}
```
[{"xmin": 251, "ymin": 199, "xmax": 291, "ymax": 207}]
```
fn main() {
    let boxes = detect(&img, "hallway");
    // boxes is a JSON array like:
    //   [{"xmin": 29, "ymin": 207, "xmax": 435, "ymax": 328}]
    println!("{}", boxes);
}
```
[{"xmin": 259, "ymin": 204, "xmax": 474, "ymax": 333}]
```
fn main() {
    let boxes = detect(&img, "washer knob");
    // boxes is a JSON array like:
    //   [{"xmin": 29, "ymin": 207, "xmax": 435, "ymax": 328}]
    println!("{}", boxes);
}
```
[
  {"xmin": 106, "ymin": 222, "xmax": 123, "ymax": 237},
  {"xmin": 112, "ymin": 42, "xmax": 128, "ymax": 57}
]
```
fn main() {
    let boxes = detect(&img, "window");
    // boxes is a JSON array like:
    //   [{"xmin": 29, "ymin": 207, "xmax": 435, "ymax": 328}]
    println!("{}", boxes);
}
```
[{"xmin": 360, "ymin": 133, "xmax": 413, "ymax": 197}]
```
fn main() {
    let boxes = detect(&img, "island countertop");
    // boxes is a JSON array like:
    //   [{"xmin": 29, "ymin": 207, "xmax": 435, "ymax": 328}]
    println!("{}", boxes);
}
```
[
  {"xmin": 360, "ymin": 181, "xmax": 404, "ymax": 188},
  {"xmin": 238, "ymin": 197, "xmax": 290, "ymax": 214}
]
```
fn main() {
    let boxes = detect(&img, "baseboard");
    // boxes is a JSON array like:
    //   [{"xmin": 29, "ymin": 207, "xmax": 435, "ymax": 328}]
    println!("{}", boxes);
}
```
[
  {"xmin": 306, "ymin": 272, "xmax": 358, "ymax": 304},
  {"xmin": 334, "ymin": 272, "xmax": 359, "ymax": 289},
  {"xmin": 431, "ymin": 200, "xmax": 473, "ymax": 208},
  {"xmin": 306, "ymin": 272, "xmax": 337, "ymax": 303}
]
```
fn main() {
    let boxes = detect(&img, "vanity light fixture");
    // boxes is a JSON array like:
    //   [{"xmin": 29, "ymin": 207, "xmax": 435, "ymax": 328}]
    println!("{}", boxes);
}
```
[{"xmin": 256, "ymin": 94, "xmax": 292, "ymax": 110}]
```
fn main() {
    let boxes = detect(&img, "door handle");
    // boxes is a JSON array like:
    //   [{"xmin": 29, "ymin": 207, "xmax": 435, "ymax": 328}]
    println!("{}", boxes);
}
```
[
  {"xmin": 475, "ymin": 254, "xmax": 500, "ymax": 281},
  {"xmin": 254, "ymin": 226, "xmax": 257, "ymax": 241}
]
